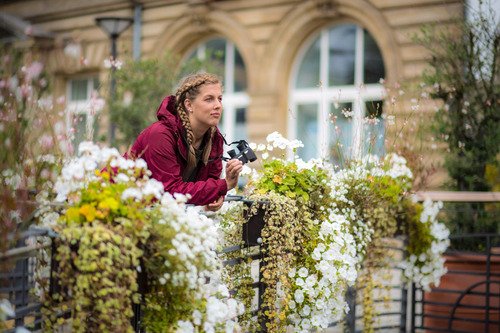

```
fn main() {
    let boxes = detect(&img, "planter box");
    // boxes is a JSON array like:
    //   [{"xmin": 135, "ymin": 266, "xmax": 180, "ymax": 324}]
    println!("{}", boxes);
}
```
[{"xmin": 242, "ymin": 202, "xmax": 266, "ymax": 247}]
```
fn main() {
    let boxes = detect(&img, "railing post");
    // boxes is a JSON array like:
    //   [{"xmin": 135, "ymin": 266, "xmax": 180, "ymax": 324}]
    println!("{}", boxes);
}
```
[
  {"xmin": 485, "ymin": 235, "xmax": 491, "ymax": 332},
  {"xmin": 13, "ymin": 239, "xmax": 29, "ymax": 328},
  {"xmin": 345, "ymin": 286, "xmax": 356, "ymax": 333},
  {"xmin": 400, "ymin": 282, "xmax": 408, "ymax": 333},
  {"xmin": 410, "ymin": 282, "xmax": 416, "ymax": 333}
]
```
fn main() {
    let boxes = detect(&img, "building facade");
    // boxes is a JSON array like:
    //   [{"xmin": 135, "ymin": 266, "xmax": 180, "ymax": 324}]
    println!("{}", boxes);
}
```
[{"xmin": 0, "ymin": 0, "xmax": 465, "ymax": 185}]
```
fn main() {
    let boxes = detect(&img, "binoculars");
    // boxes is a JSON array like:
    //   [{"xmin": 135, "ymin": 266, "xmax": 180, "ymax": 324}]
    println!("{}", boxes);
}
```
[{"xmin": 227, "ymin": 140, "xmax": 257, "ymax": 164}]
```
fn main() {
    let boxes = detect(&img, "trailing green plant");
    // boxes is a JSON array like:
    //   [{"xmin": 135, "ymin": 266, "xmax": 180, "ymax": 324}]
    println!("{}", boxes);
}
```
[
  {"xmin": 39, "ymin": 142, "xmax": 242, "ymax": 332},
  {"xmin": 218, "ymin": 201, "xmax": 259, "ymax": 332},
  {"xmin": 249, "ymin": 193, "xmax": 299, "ymax": 332},
  {"xmin": 219, "ymin": 133, "xmax": 450, "ymax": 332},
  {"xmin": 45, "ymin": 222, "xmax": 141, "ymax": 332}
]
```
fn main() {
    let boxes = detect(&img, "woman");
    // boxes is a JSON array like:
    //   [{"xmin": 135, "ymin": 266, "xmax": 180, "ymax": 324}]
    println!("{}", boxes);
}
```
[{"xmin": 128, "ymin": 73, "xmax": 243, "ymax": 211}]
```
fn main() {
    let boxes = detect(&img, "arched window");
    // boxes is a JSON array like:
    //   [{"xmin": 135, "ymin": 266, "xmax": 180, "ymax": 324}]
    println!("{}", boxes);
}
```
[
  {"xmin": 289, "ymin": 24, "xmax": 386, "ymax": 162},
  {"xmin": 185, "ymin": 38, "xmax": 249, "ymax": 143}
]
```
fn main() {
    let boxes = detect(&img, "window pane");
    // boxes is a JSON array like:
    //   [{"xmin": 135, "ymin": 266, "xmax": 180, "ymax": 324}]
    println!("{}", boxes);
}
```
[
  {"xmin": 70, "ymin": 79, "xmax": 88, "ymax": 101},
  {"xmin": 364, "ymin": 31, "xmax": 385, "ymax": 84},
  {"xmin": 296, "ymin": 104, "xmax": 318, "ymax": 160},
  {"xmin": 329, "ymin": 25, "xmax": 356, "ymax": 86},
  {"xmin": 92, "ymin": 77, "xmax": 100, "ymax": 91},
  {"xmin": 206, "ymin": 38, "xmax": 226, "ymax": 64},
  {"xmin": 72, "ymin": 113, "xmax": 87, "ymax": 147},
  {"xmin": 364, "ymin": 100, "xmax": 385, "ymax": 155},
  {"xmin": 235, "ymin": 107, "xmax": 247, "ymax": 140},
  {"xmin": 296, "ymin": 38, "xmax": 320, "ymax": 88},
  {"xmin": 234, "ymin": 49, "xmax": 247, "ymax": 92},
  {"xmin": 330, "ymin": 102, "xmax": 353, "ymax": 163}
]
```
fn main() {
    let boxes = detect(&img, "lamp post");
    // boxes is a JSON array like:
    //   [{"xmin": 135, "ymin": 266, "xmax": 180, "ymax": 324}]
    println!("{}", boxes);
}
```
[{"xmin": 95, "ymin": 16, "xmax": 133, "ymax": 145}]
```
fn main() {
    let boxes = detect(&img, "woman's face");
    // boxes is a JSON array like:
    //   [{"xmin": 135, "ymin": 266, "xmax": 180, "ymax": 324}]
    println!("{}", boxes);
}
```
[{"xmin": 185, "ymin": 83, "xmax": 223, "ymax": 133}]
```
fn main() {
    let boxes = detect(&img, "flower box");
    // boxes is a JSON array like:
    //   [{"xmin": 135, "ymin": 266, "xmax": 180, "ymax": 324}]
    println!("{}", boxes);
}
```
[{"xmin": 242, "ymin": 202, "xmax": 267, "ymax": 247}]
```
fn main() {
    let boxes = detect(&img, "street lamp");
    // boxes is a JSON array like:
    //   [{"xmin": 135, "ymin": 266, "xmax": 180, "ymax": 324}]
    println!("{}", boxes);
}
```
[{"xmin": 95, "ymin": 16, "xmax": 134, "ymax": 145}]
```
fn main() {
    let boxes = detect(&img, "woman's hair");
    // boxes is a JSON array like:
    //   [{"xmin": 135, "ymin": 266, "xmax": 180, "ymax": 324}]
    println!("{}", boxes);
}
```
[{"xmin": 175, "ymin": 72, "xmax": 221, "ymax": 180}]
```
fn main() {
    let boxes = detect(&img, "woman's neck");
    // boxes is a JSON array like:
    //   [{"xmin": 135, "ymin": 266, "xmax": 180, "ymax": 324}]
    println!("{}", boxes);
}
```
[
  {"xmin": 192, "ymin": 128, "xmax": 207, "ymax": 149},
  {"xmin": 190, "ymin": 122, "xmax": 210, "ymax": 148}
]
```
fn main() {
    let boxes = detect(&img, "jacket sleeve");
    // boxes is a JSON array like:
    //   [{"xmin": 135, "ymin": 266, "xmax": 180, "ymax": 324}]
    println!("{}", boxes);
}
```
[
  {"xmin": 207, "ymin": 136, "xmax": 224, "ymax": 181},
  {"xmin": 146, "ymin": 127, "xmax": 227, "ymax": 206}
]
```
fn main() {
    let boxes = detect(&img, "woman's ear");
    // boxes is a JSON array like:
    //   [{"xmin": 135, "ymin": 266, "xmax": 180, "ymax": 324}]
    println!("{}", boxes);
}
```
[{"xmin": 183, "ymin": 99, "xmax": 192, "ymax": 112}]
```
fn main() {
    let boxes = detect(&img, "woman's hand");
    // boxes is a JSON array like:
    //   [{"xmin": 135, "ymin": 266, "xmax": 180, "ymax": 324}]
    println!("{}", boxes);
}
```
[
  {"xmin": 225, "ymin": 159, "xmax": 243, "ymax": 190},
  {"xmin": 205, "ymin": 196, "xmax": 224, "ymax": 212}
]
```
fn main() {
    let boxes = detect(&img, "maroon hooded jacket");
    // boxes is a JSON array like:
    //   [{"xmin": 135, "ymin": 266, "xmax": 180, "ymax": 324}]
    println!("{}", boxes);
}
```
[{"xmin": 128, "ymin": 95, "xmax": 228, "ymax": 205}]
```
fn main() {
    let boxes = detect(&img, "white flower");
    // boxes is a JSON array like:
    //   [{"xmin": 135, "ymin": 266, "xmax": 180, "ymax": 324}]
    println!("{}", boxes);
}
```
[
  {"xmin": 142, "ymin": 179, "xmax": 164, "ymax": 199},
  {"xmin": 298, "ymin": 267, "xmax": 308, "ymax": 278},
  {"xmin": 122, "ymin": 188, "xmax": 143, "ymax": 201},
  {"xmin": 115, "ymin": 173, "xmax": 130, "ymax": 182},
  {"xmin": 176, "ymin": 320, "xmax": 194, "ymax": 333},
  {"xmin": 294, "ymin": 289, "xmax": 304, "ymax": 303},
  {"xmin": 0, "ymin": 299, "xmax": 15, "ymax": 317}
]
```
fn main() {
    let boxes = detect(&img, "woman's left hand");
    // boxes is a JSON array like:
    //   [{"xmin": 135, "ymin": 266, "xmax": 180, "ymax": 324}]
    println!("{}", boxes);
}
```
[{"xmin": 205, "ymin": 196, "xmax": 224, "ymax": 212}]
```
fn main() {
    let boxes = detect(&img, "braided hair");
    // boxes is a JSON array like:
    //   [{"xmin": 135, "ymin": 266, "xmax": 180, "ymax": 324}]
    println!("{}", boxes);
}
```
[{"xmin": 175, "ymin": 72, "xmax": 221, "ymax": 180}]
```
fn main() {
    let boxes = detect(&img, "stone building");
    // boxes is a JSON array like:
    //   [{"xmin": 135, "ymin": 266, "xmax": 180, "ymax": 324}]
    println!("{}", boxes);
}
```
[{"xmin": 1, "ymin": 0, "xmax": 468, "ymax": 186}]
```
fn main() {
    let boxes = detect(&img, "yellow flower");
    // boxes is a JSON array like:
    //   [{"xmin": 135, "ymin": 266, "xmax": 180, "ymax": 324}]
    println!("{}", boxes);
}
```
[
  {"xmin": 95, "ymin": 210, "xmax": 106, "ymax": 219},
  {"xmin": 98, "ymin": 197, "xmax": 120, "ymax": 212},
  {"xmin": 65, "ymin": 207, "xmax": 81, "ymax": 223},
  {"xmin": 79, "ymin": 204, "xmax": 97, "ymax": 222},
  {"xmin": 99, "ymin": 170, "xmax": 110, "ymax": 181},
  {"xmin": 272, "ymin": 175, "xmax": 283, "ymax": 184}
]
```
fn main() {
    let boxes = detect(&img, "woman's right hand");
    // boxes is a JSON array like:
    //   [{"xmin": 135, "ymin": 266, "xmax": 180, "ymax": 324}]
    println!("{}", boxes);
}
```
[{"xmin": 225, "ymin": 159, "xmax": 243, "ymax": 190}]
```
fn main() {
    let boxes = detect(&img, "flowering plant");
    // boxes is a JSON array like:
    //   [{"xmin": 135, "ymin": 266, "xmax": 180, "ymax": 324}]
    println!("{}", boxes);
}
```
[
  {"xmin": 220, "ymin": 132, "xmax": 449, "ymax": 332},
  {"xmin": 0, "ymin": 48, "xmax": 63, "ymax": 256},
  {"xmin": 40, "ymin": 142, "xmax": 242, "ymax": 333}
]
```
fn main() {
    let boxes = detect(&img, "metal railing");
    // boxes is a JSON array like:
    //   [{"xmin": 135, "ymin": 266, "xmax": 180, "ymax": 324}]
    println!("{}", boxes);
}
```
[
  {"xmin": 1, "ymin": 192, "xmax": 499, "ymax": 332},
  {"xmin": 0, "ymin": 227, "xmax": 56, "ymax": 332},
  {"xmin": 410, "ymin": 233, "xmax": 500, "ymax": 333}
]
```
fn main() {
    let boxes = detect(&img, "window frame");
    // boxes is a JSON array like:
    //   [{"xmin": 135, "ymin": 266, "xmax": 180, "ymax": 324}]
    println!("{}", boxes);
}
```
[
  {"xmin": 289, "ymin": 24, "xmax": 386, "ymax": 160},
  {"xmin": 65, "ymin": 75, "xmax": 100, "ymax": 147}
]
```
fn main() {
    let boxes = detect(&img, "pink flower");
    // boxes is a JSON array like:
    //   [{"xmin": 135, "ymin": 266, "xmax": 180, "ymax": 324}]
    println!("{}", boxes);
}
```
[
  {"xmin": 41, "ymin": 134, "xmax": 54, "ymax": 150},
  {"xmin": 24, "ymin": 26, "xmax": 33, "ymax": 36},
  {"xmin": 24, "ymin": 61, "xmax": 44, "ymax": 81}
]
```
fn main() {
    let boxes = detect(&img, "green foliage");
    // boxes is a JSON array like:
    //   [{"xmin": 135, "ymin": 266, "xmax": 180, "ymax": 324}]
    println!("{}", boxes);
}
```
[
  {"xmin": 253, "ymin": 159, "xmax": 332, "ymax": 213},
  {"xmin": 45, "ymin": 222, "xmax": 140, "ymax": 333},
  {"xmin": 250, "ymin": 193, "xmax": 300, "ymax": 332},
  {"xmin": 415, "ymin": 7, "xmax": 500, "ymax": 192},
  {"xmin": 218, "ymin": 202, "xmax": 258, "ymax": 332},
  {"xmin": 403, "ymin": 200, "xmax": 432, "ymax": 257}
]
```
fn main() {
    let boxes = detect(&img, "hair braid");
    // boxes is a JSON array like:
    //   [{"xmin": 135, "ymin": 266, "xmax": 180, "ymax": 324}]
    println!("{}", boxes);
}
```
[{"xmin": 175, "ymin": 73, "xmax": 221, "ymax": 180}]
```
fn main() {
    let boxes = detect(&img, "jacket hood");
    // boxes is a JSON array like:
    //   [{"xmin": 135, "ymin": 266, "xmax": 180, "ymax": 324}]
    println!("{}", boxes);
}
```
[{"xmin": 156, "ymin": 95, "xmax": 177, "ymax": 122}]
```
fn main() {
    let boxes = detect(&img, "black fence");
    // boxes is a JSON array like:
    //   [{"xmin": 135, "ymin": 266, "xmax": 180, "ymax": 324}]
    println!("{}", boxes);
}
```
[
  {"xmin": 1, "ymin": 208, "xmax": 498, "ymax": 332},
  {"xmin": 410, "ymin": 233, "xmax": 500, "ymax": 333},
  {"xmin": 0, "ymin": 227, "xmax": 56, "ymax": 332}
]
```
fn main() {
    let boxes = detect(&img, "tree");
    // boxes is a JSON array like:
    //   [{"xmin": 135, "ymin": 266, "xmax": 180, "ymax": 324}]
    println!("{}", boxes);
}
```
[{"xmin": 416, "ymin": 4, "xmax": 499, "ymax": 192}]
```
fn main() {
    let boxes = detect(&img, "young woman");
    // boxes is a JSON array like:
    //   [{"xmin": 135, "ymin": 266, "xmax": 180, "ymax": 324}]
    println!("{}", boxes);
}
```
[{"xmin": 128, "ymin": 73, "xmax": 243, "ymax": 211}]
